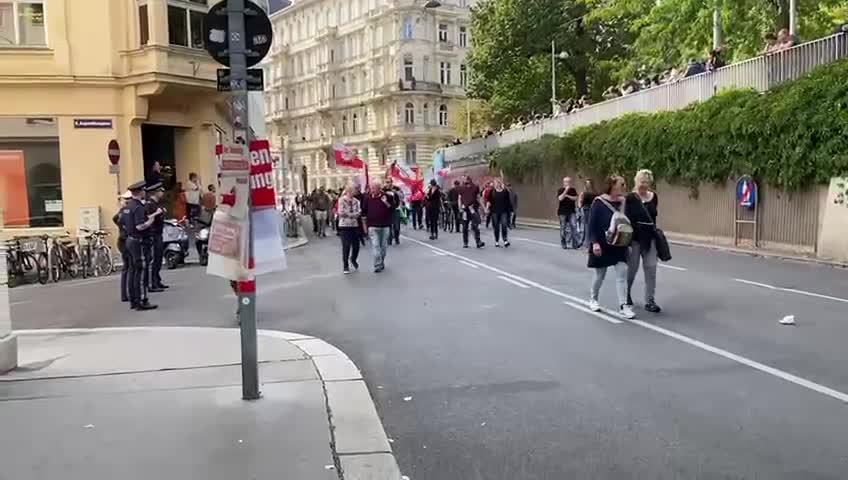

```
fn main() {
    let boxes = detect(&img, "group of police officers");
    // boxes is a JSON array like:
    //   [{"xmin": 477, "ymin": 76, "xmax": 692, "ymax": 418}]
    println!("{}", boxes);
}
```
[{"xmin": 113, "ymin": 180, "xmax": 169, "ymax": 311}]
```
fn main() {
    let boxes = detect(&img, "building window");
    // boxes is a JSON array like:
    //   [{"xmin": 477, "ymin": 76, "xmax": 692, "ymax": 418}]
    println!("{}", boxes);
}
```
[
  {"xmin": 138, "ymin": 3, "xmax": 149, "ymax": 46},
  {"xmin": 167, "ymin": 1, "xmax": 207, "ymax": 49},
  {"xmin": 352, "ymin": 113, "xmax": 359, "ymax": 133},
  {"xmin": 0, "ymin": 117, "xmax": 63, "ymax": 227},
  {"xmin": 438, "ymin": 23, "xmax": 448, "ymax": 43},
  {"xmin": 459, "ymin": 0, "xmax": 467, "ymax": 6},
  {"xmin": 342, "ymin": 115, "xmax": 348, "ymax": 135},
  {"xmin": 341, "ymin": 75, "xmax": 346, "ymax": 96},
  {"xmin": 0, "ymin": 0, "xmax": 46, "ymax": 46},
  {"xmin": 439, "ymin": 104, "xmax": 448, "ymax": 126},
  {"xmin": 460, "ymin": 63, "xmax": 467, "ymax": 87},
  {"xmin": 440, "ymin": 62, "xmax": 451, "ymax": 85},
  {"xmin": 423, "ymin": 103, "xmax": 429, "ymax": 125},
  {"xmin": 402, "ymin": 16, "xmax": 413, "ymax": 39},
  {"xmin": 459, "ymin": 26, "xmax": 467, "ymax": 47},
  {"xmin": 405, "ymin": 143, "xmax": 417, "ymax": 165},
  {"xmin": 404, "ymin": 103, "xmax": 414, "ymax": 125},
  {"xmin": 404, "ymin": 56, "xmax": 414, "ymax": 81}
]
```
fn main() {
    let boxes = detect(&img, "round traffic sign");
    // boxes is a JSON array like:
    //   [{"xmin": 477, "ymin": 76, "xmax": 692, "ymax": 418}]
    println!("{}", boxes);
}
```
[
  {"xmin": 108, "ymin": 139, "xmax": 120, "ymax": 165},
  {"xmin": 203, "ymin": 0, "xmax": 273, "ymax": 68}
]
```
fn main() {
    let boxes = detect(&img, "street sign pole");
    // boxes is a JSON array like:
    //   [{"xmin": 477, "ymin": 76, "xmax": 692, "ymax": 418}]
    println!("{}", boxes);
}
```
[{"xmin": 227, "ymin": 0, "xmax": 260, "ymax": 401}]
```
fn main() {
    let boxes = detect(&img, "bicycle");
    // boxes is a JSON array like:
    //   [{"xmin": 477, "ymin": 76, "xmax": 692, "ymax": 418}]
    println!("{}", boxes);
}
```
[
  {"xmin": 79, "ymin": 229, "xmax": 114, "ymax": 278},
  {"xmin": 48, "ymin": 234, "xmax": 82, "ymax": 283},
  {"xmin": 4, "ymin": 237, "xmax": 45, "ymax": 287}
]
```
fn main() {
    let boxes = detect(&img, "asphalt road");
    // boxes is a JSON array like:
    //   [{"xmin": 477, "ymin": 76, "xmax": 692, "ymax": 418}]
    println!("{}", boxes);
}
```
[{"xmin": 10, "ymin": 223, "xmax": 848, "ymax": 480}]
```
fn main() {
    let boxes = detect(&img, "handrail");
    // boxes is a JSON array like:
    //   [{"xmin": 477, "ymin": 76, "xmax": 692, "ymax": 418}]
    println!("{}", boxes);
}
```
[{"xmin": 445, "ymin": 32, "xmax": 848, "ymax": 164}]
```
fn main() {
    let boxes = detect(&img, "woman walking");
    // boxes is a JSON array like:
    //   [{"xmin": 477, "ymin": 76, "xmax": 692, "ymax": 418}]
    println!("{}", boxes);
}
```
[
  {"xmin": 586, "ymin": 175, "xmax": 635, "ymax": 319},
  {"xmin": 625, "ymin": 169, "xmax": 661, "ymax": 313},
  {"xmin": 577, "ymin": 179, "xmax": 596, "ymax": 247},
  {"xmin": 337, "ymin": 185, "xmax": 362, "ymax": 274},
  {"xmin": 487, "ymin": 178, "xmax": 513, "ymax": 247},
  {"xmin": 424, "ymin": 180, "xmax": 442, "ymax": 240}
]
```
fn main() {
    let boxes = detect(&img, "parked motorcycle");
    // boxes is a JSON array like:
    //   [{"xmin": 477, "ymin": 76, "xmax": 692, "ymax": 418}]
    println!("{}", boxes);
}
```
[
  {"xmin": 162, "ymin": 219, "xmax": 189, "ymax": 269},
  {"xmin": 195, "ymin": 217, "xmax": 211, "ymax": 266}
]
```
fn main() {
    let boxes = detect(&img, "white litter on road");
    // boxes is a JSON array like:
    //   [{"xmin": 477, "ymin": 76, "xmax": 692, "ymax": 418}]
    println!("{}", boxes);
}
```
[
  {"xmin": 481, "ymin": 422, "xmax": 487, "ymax": 427},
  {"xmin": 403, "ymin": 396, "xmax": 413, "ymax": 402},
  {"xmin": 325, "ymin": 465, "xmax": 336, "ymax": 470},
  {"xmin": 83, "ymin": 424, "xmax": 95, "ymax": 429},
  {"xmin": 780, "ymin": 315, "xmax": 796, "ymax": 325}
]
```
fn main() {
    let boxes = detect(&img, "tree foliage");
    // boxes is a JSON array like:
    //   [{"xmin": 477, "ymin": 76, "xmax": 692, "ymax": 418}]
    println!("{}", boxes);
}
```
[{"xmin": 489, "ymin": 60, "xmax": 848, "ymax": 190}]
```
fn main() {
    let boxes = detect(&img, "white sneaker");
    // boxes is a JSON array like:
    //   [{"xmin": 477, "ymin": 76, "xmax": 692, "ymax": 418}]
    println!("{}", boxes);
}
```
[
  {"xmin": 620, "ymin": 305, "xmax": 636, "ymax": 319},
  {"xmin": 588, "ymin": 299, "xmax": 601, "ymax": 312}
]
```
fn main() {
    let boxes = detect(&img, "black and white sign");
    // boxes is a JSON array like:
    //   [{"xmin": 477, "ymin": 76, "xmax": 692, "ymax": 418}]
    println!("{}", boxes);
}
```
[
  {"xmin": 74, "ymin": 119, "xmax": 113, "ymax": 129},
  {"xmin": 204, "ymin": 0, "xmax": 273, "ymax": 68},
  {"xmin": 217, "ymin": 68, "xmax": 265, "ymax": 92}
]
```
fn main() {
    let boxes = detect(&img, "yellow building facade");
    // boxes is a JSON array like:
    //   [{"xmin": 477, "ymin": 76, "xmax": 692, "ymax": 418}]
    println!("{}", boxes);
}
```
[{"xmin": 0, "ymin": 0, "xmax": 231, "ymax": 239}]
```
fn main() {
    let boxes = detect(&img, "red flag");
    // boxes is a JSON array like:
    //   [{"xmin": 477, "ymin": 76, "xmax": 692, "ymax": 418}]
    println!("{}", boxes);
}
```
[{"xmin": 333, "ymin": 143, "xmax": 365, "ymax": 169}]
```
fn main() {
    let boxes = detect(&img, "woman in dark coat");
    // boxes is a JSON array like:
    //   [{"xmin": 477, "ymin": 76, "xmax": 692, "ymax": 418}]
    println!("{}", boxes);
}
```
[{"xmin": 586, "ymin": 175, "xmax": 635, "ymax": 319}]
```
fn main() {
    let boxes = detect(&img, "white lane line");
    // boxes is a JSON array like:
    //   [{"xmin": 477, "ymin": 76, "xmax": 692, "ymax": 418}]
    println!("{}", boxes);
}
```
[
  {"xmin": 459, "ymin": 260, "xmax": 479, "ymax": 269},
  {"xmin": 433, "ymin": 251, "xmax": 448, "ymax": 256},
  {"xmin": 497, "ymin": 275, "xmax": 530, "ymax": 288},
  {"xmin": 627, "ymin": 318, "xmax": 848, "ymax": 403},
  {"xmin": 9, "ymin": 300, "xmax": 32, "ymax": 306},
  {"xmin": 403, "ymin": 236, "xmax": 619, "ymax": 324},
  {"xmin": 659, "ymin": 264, "xmax": 687, "ymax": 271},
  {"xmin": 734, "ymin": 278, "xmax": 848, "ymax": 305},
  {"xmin": 404, "ymin": 235, "xmax": 848, "ymax": 404},
  {"xmin": 515, "ymin": 237, "xmax": 688, "ymax": 271},
  {"xmin": 563, "ymin": 301, "xmax": 622, "ymax": 324}
]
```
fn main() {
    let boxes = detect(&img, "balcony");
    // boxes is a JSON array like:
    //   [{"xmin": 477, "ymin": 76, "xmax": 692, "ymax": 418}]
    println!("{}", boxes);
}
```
[
  {"xmin": 121, "ymin": 44, "xmax": 219, "ymax": 92},
  {"xmin": 439, "ymin": 41, "xmax": 455, "ymax": 52},
  {"xmin": 444, "ymin": 32, "xmax": 848, "ymax": 164},
  {"xmin": 382, "ymin": 79, "xmax": 443, "ymax": 95}
]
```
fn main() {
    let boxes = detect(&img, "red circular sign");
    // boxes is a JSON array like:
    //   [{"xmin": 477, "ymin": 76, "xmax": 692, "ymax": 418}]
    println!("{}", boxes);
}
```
[{"xmin": 108, "ymin": 139, "xmax": 120, "ymax": 165}]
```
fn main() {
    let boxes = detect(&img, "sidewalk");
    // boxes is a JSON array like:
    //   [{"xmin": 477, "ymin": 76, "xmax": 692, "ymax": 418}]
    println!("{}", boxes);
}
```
[{"xmin": 0, "ymin": 327, "xmax": 402, "ymax": 480}]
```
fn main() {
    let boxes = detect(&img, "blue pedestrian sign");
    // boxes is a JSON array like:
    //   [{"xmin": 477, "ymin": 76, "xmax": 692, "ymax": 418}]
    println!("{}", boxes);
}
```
[{"xmin": 736, "ymin": 176, "xmax": 757, "ymax": 209}]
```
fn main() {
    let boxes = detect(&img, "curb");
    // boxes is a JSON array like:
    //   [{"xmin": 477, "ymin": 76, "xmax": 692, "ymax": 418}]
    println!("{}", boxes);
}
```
[
  {"xmin": 516, "ymin": 219, "xmax": 848, "ymax": 269},
  {"xmin": 10, "ymin": 326, "xmax": 402, "ymax": 480}
]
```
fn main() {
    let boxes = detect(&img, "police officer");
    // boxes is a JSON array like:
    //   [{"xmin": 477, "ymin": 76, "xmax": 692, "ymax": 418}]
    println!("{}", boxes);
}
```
[
  {"xmin": 145, "ymin": 182, "xmax": 168, "ymax": 291},
  {"xmin": 113, "ymin": 191, "xmax": 133, "ymax": 302},
  {"xmin": 122, "ymin": 180, "xmax": 160, "ymax": 311}
]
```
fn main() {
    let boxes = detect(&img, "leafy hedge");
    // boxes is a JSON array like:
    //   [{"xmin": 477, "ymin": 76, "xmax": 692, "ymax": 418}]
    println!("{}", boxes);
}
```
[{"xmin": 490, "ymin": 59, "xmax": 848, "ymax": 190}]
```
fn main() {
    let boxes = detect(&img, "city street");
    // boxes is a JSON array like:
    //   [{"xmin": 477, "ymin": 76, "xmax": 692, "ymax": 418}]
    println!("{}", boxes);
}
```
[{"xmin": 10, "ymin": 225, "xmax": 848, "ymax": 480}]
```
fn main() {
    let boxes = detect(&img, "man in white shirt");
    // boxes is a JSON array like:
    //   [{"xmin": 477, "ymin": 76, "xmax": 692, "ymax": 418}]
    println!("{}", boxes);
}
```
[{"xmin": 186, "ymin": 172, "xmax": 202, "ymax": 221}]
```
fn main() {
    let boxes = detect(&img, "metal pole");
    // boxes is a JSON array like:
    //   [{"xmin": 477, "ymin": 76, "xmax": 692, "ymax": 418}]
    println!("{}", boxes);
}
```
[
  {"xmin": 550, "ymin": 40, "xmax": 556, "ymax": 104},
  {"xmin": 789, "ymin": 0, "xmax": 797, "ymax": 36},
  {"xmin": 228, "ymin": 0, "xmax": 260, "ymax": 401},
  {"xmin": 465, "ymin": 98, "xmax": 471, "ymax": 142},
  {"xmin": 712, "ymin": 2, "xmax": 722, "ymax": 50}
]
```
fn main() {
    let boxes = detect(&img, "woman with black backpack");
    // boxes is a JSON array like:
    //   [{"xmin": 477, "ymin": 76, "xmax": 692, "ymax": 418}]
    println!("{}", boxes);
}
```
[
  {"xmin": 586, "ymin": 175, "xmax": 635, "ymax": 319},
  {"xmin": 625, "ymin": 169, "xmax": 661, "ymax": 313}
]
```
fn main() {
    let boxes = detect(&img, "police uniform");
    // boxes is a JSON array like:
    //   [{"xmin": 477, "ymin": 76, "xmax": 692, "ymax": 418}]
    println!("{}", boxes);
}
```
[
  {"xmin": 113, "ymin": 193, "xmax": 132, "ymax": 302},
  {"xmin": 121, "ymin": 180, "xmax": 158, "ymax": 311},
  {"xmin": 145, "ymin": 183, "xmax": 167, "ymax": 291}
]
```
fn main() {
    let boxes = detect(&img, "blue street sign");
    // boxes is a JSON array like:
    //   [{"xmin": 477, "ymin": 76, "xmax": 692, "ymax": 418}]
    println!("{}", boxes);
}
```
[{"xmin": 736, "ymin": 176, "xmax": 757, "ymax": 209}]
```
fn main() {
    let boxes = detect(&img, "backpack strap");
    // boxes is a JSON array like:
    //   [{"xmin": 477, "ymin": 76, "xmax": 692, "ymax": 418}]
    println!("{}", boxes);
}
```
[{"xmin": 597, "ymin": 197, "xmax": 622, "ymax": 214}]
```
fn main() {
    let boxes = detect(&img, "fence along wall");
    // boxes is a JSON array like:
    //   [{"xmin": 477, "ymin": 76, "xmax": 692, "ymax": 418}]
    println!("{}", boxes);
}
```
[
  {"xmin": 493, "ymin": 168, "xmax": 824, "ymax": 254},
  {"xmin": 445, "ymin": 32, "xmax": 848, "ymax": 164}
]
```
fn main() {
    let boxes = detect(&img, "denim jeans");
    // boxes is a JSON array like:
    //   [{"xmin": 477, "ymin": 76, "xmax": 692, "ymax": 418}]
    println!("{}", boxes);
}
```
[
  {"xmin": 462, "ymin": 208, "xmax": 482, "ymax": 246},
  {"xmin": 339, "ymin": 227, "xmax": 361, "ymax": 270},
  {"xmin": 591, "ymin": 262, "xmax": 628, "ymax": 307},
  {"xmin": 492, "ymin": 212, "xmax": 510, "ymax": 243},
  {"xmin": 314, "ymin": 210, "xmax": 328, "ymax": 236},
  {"xmin": 369, "ymin": 226, "xmax": 390, "ymax": 270},
  {"xmin": 627, "ymin": 241, "xmax": 658, "ymax": 303},
  {"xmin": 559, "ymin": 213, "xmax": 578, "ymax": 248}
]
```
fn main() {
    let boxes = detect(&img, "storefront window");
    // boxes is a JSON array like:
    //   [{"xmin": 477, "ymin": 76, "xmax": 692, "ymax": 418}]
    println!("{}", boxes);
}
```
[
  {"xmin": 0, "ymin": 0, "xmax": 46, "ymax": 46},
  {"xmin": 0, "ymin": 118, "xmax": 63, "ymax": 228}
]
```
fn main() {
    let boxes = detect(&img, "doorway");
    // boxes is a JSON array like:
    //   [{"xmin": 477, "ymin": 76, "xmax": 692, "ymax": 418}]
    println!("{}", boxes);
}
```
[{"xmin": 141, "ymin": 124, "xmax": 176, "ymax": 189}]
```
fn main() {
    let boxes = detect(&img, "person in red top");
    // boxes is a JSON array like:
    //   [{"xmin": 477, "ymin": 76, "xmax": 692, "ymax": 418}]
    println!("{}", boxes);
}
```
[
  {"xmin": 409, "ymin": 187, "xmax": 425, "ymax": 230},
  {"xmin": 458, "ymin": 176, "xmax": 485, "ymax": 249},
  {"xmin": 482, "ymin": 181, "xmax": 494, "ymax": 229}
]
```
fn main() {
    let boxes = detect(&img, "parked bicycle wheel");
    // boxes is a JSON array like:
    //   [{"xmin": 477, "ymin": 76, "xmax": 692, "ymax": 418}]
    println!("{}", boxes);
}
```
[
  {"xmin": 67, "ymin": 248, "xmax": 81, "ymax": 279},
  {"xmin": 49, "ymin": 246, "xmax": 62, "ymax": 283},
  {"xmin": 36, "ymin": 252, "xmax": 50, "ymax": 285},
  {"xmin": 78, "ymin": 246, "xmax": 89, "ymax": 279},
  {"xmin": 93, "ymin": 246, "xmax": 113, "ymax": 277}
]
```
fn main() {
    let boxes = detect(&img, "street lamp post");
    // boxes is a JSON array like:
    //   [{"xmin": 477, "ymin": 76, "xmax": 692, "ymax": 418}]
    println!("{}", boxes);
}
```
[
  {"xmin": 550, "ymin": 41, "xmax": 568, "ymax": 110},
  {"xmin": 789, "ymin": 0, "xmax": 797, "ymax": 36}
]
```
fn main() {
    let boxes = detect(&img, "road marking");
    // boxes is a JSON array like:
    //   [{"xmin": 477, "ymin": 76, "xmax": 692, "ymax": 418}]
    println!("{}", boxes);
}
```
[
  {"xmin": 459, "ymin": 260, "xmax": 479, "ymax": 269},
  {"xmin": 626, "ymin": 318, "xmax": 848, "ymax": 403},
  {"xmin": 404, "ymin": 235, "xmax": 848, "ymax": 404},
  {"xmin": 497, "ymin": 275, "xmax": 529, "ymax": 288},
  {"xmin": 563, "ymin": 301, "xmax": 622, "ymax": 324},
  {"xmin": 515, "ymin": 237, "xmax": 688, "ymax": 271},
  {"xmin": 433, "ymin": 251, "xmax": 448, "ymax": 256},
  {"xmin": 734, "ymin": 278, "xmax": 848, "ymax": 305},
  {"xmin": 659, "ymin": 264, "xmax": 687, "ymax": 271},
  {"xmin": 9, "ymin": 300, "xmax": 32, "ymax": 306}
]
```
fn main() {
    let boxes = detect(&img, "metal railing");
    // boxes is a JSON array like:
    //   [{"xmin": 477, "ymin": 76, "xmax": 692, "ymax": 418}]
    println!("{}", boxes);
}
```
[{"xmin": 445, "ymin": 32, "xmax": 848, "ymax": 163}]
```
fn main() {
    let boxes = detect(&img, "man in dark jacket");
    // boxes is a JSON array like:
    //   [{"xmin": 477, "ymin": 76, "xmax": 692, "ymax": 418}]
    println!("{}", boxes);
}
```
[
  {"xmin": 447, "ymin": 180, "xmax": 462, "ymax": 232},
  {"xmin": 361, "ymin": 180, "xmax": 398, "ymax": 272},
  {"xmin": 458, "ymin": 176, "xmax": 485, "ymax": 248},
  {"xmin": 424, "ymin": 180, "xmax": 442, "ymax": 240}
]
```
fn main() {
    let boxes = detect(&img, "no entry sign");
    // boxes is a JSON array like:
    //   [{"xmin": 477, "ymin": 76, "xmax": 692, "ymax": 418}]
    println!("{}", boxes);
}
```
[{"xmin": 108, "ymin": 139, "xmax": 120, "ymax": 165}]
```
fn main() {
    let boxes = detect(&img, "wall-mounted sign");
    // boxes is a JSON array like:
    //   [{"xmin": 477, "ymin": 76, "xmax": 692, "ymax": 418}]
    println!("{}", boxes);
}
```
[
  {"xmin": 217, "ymin": 68, "xmax": 265, "ymax": 92},
  {"xmin": 44, "ymin": 200, "xmax": 63, "ymax": 213},
  {"xmin": 74, "ymin": 119, "xmax": 113, "ymax": 129}
]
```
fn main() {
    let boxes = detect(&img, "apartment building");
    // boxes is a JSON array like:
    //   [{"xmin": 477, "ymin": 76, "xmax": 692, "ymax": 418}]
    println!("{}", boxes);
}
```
[
  {"xmin": 0, "ymin": 0, "xmax": 230, "ymax": 237},
  {"xmin": 264, "ymin": 0, "xmax": 471, "ymax": 193}
]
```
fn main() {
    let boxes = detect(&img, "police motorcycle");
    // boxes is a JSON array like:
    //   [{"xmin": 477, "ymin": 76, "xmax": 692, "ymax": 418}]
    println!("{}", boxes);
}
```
[{"xmin": 162, "ymin": 218, "xmax": 190, "ymax": 269}]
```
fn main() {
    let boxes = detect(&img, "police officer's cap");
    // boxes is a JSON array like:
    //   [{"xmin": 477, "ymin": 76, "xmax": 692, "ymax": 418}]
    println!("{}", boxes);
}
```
[
  {"xmin": 128, "ymin": 180, "xmax": 147, "ymax": 192},
  {"xmin": 144, "ymin": 182, "xmax": 164, "ymax": 192}
]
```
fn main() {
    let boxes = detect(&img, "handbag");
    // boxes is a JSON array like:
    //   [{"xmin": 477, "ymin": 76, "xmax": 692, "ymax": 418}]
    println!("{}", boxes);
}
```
[{"xmin": 637, "ymin": 197, "xmax": 672, "ymax": 262}]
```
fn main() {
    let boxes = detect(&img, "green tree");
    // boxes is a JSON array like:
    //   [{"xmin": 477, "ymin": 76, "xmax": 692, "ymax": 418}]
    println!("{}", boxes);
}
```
[{"xmin": 448, "ymin": 99, "xmax": 495, "ymax": 140}]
